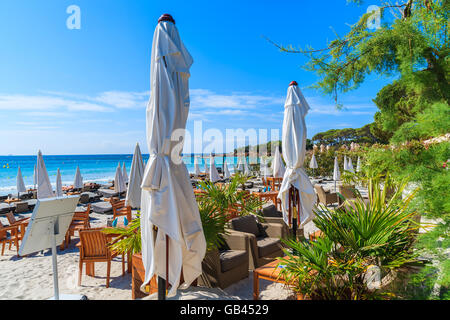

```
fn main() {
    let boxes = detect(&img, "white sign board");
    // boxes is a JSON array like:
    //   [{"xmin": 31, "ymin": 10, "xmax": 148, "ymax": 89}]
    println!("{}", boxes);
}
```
[{"xmin": 19, "ymin": 196, "xmax": 80, "ymax": 256}]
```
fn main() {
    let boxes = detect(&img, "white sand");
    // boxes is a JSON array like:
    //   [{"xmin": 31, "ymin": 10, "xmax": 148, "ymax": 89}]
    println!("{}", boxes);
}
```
[{"xmin": 0, "ymin": 207, "xmax": 295, "ymax": 300}]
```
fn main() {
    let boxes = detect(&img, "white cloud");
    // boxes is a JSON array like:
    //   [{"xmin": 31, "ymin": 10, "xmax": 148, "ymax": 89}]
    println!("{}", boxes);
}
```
[
  {"xmin": 0, "ymin": 94, "xmax": 112, "ymax": 112},
  {"xmin": 190, "ymin": 89, "xmax": 284, "ymax": 110},
  {"xmin": 95, "ymin": 91, "xmax": 149, "ymax": 109}
]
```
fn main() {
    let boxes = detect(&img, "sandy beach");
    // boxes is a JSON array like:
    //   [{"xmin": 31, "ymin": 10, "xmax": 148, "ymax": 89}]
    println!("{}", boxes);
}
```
[{"xmin": 0, "ymin": 207, "xmax": 297, "ymax": 300}]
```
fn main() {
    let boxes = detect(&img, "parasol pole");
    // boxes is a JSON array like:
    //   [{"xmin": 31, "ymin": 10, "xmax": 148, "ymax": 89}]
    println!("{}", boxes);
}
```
[
  {"xmin": 158, "ymin": 234, "xmax": 169, "ymax": 300},
  {"xmin": 155, "ymin": 13, "xmax": 175, "ymax": 301}
]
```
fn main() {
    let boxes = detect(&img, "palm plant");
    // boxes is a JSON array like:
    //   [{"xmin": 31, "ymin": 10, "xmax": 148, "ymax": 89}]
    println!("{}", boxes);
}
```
[
  {"xmin": 103, "ymin": 212, "xmax": 142, "ymax": 255},
  {"xmin": 277, "ymin": 175, "xmax": 421, "ymax": 299},
  {"xmin": 197, "ymin": 201, "xmax": 228, "ymax": 251},
  {"xmin": 103, "ymin": 195, "xmax": 235, "ymax": 255},
  {"xmin": 196, "ymin": 173, "xmax": 265, "ymax": 219}
]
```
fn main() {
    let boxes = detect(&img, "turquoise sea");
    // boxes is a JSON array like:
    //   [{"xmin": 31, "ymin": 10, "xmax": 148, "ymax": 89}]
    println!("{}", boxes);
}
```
[{"xmin": 0, "ymin": 154, "xmax": 244, "ymax": 196}]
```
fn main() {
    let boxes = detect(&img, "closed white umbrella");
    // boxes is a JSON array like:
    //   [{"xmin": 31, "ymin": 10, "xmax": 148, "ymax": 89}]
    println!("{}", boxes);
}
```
[
  {"xmin": 16, "ymin": 166, "xmax": 26, "ymax": 195},
  {"xmin": 203, "ymin": 158, "xmax": 209, "ymax": 174},
  {"xmin": 194, "ymin": 156, "xmax": 201, "ymax": 176},
  {"xmin": 356, "ymin": 156, "xmax": 361, "ymax": 173},
  {"xmin": 348, "ymin": 157, "xmax": 354, "ymax": 173},
  {"xmin": 55, "ymin": 168, "xmax": 63, "ymax": 197},
  {"xmin": 223, "ymin": 160, "xmax": 231, "ymax": 179},
  {"xmin": 309, "ymin": 153, "xmax": 318, "ymax": 177},
  {"xmin": 237, "ymin": 157, "xmax": 243, "ymax": 172},
  {"xmin": 73, "ymin": 166, "xmax": 83, "ymax": 189},
  {"xmin": 278, "ymin": 81, "xmax": 316, "ymax": 232},
  {"xmin": 209, "ymin": 155, "xmax": 220, "ymax": 183},
  {"xmin": 122, "ymin": 162, "xmax": 129, "ymax": 184},
  {"xmin": 126, "ymin": 143, "xmax": 145, "ymax": 208},
  {"xmin": 140, "ymin": 14, "xmax": 206, "ymax": 298},
  {"xmin": 272, "ymin": 146, "xmax": 285, "ymax": 178},
  {"xmin": 243, "ymin": 156, "xmax": 250, "ymax": 176},
  {"xmin": 114, "ymin": 162, "xmax": 126, "ymax": 194},
  {"xmin": 260, "ymin": 158, "xmax": 269, "ymax": 180},
  {"xmin": 33, "ymin": 164, "xmax": 37, "ymax": 189},
  {"xmin": 320, "ymin": 144, "xmax": 325, "ymax": 153},
  {"xmin": 333, "ymin": 156, "xmax": 340, "ymax": 193},
  {"xmin": 36, "ymin": 150, "xmax": 53, "ymax": 199},
  {"xmin": 343, "ymin": 155, "xmax": 349, "ymax": 171}
]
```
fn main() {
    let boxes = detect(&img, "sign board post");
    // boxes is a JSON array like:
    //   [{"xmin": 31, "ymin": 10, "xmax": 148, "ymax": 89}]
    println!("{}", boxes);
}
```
[{"xmin": 19, "ymin": 196, "xmax": 87, "ymax": 300}]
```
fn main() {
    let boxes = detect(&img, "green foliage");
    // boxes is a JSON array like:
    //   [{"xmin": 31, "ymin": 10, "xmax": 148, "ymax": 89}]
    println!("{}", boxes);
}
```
[
  {"xmin": 278, "ymin": 176, "xmax": 419, "ymax": 299},
  {"xmin": 312, "ymin": 124, "xmax": 378, "ymax": 146},
  {"xmin": 279, "ymin": 236, "xmax": 373, "ymax": 300},
  {"xmin": 392, "ymin": 102, "xmax": 450, "ymax": 142},
  {"xmin": 197, "ymin": 201, "xmax": 228, "ymax": 251},
  {"xmin": 196, "ymin": 173, "xmax": 265, "ymax": 219},
  {"xmin": 291, "ymin": 0, "xmax": 449, "ymax": 105},
  {"xmin": 103, "ymin": 213, "xmax": 142, "ymax": 255}
]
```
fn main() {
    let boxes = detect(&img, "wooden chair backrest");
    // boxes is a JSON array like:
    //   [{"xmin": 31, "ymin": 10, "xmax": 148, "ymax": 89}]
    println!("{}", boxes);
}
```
[
  {"xmin": 79, "ymin": 228, "xmax": 109, "ymax": 259},
  {"xmin": 73, "ymin": 204, "xmax": 91, "ymax": 221},
  {"xmin": 6, "ymin": 212, "xmax": 16, "ymax": 225},
  {"xmin": 267, "ymin": 177, "xmax": 282, "ymax": 190},
  {"xmin": 261, "ymin": 177, "xmax": 268, "ymax": 187}
]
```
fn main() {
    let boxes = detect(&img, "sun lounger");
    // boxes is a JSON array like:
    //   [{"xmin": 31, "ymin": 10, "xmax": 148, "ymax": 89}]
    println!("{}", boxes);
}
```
[
  {"xmin": 97, "ymin": 188, "xmax": 121, "ymax": 198},
  {"xmin": 0, "ymin": 203, "xmax": 12, "ymax": 215},
  {"xmin": 91, "ymin": 201, "xmax": 113, "ymax": 214}
]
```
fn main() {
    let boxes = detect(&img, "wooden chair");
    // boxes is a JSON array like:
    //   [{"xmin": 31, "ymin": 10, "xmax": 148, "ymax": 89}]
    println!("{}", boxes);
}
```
[
  {"xmin": 6, "ymin": 211, "xmax": 29, "ymax": 227},
  {"xmin": 78, "ymin": 228, "xmax": 125, "ymax": 288},
  {"xmin": 6, "ymin": 212, "xmax": 29, "ymax": 239},
  {"xmin": 110, "ymin": 199, "xmax": 132, "ymax": 222},
  {"xmin": 0, "ymin": 221, "xmax": 20, "ymax": 256},
  {"xmin": 61, "ymin": 204, "xmax": 91, "ymax": 250},
  {"xmin": 266, "ymin": 177, "xmax": 282, "ymax": 191}
]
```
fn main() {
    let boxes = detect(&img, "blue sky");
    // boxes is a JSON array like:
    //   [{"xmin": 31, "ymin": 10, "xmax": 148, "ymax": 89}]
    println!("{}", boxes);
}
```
[{"xmin": 0, "ymin": 0, "xmax": 393, "ymax": 155}]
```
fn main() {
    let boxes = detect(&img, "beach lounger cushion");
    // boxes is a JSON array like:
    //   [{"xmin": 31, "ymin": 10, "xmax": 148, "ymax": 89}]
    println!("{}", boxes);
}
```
[
  {"xmin": 97, "ymin": 188, "xmax": 120, "ymax": 198},
  {"xmin": 0, "ymin": 203, "xmax": 11, "ymax": 214},
  {"xmin": 91, "ymin": 202, "xmax": 113, "ymax": 214},
  {"xmin": 25, "ymin": 199, "xmax": 37, "ymax": 210}
]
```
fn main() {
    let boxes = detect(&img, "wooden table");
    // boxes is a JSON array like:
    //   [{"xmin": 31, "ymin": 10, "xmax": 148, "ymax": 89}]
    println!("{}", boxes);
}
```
[
  {"xmin": 253, "ymin": 191, "xmax": 280, "ymax": 210},
  {"xmin": 66, "ymin": 192, "xmax": 81, "ymax": 196},
  {"xmin": 4, "ymin": 198, "xmax": 21, "ymax": 204},
  {"xmin": 253, "ymin": 257, "xmax": 293, "ymax": 300}
]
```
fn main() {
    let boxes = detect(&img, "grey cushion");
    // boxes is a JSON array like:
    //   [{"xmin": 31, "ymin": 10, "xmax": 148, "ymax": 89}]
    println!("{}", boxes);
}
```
[
  {"xmin": 91, "ymin": 202, "xmax": 112, "ymax": 214},
  {"xmin": 261, "ymin": 204, "xmax": 282, "ymax": 218},
  {"xmin": 219, "ymin": 250, "xmax": 247, "ymax": 273},
  {"xmin": 25, "ymin": 199, "xmax": 37, "ymax": 209},
  {"xmin": 79, "ymin": 193, "xmax": 90, "ymax": 204},
  {"xmin": 0, "ymin": 203, "xmax": 11, "ymax": 214},
  {"xmin": 97, "ymin": 188, "xmax": 119, "ymax": 198},
  {"xmin": 231, "ymin": 215, "xmax": 260, "ymax": 237},
  {"xmin": 257, "ymin": 237, "xmax": 282, "ymax": 257}
]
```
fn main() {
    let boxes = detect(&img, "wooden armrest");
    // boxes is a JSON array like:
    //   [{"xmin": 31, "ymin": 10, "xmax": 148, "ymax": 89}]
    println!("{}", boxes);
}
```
[{"xmin": 3, "ymin": 225, "xmax": 19, "ymax": 232}]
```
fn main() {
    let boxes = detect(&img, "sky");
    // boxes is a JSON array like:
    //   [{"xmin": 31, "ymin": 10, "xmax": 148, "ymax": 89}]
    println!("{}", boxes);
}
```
[{"xmin": 0, "ymin": 0, "xmax": 394, "ymax": 155}]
